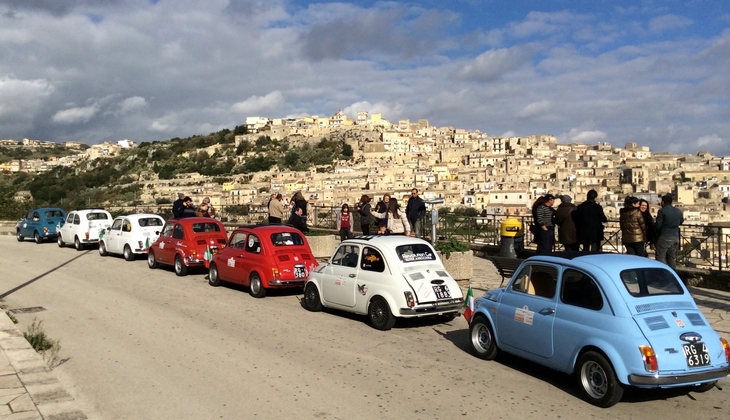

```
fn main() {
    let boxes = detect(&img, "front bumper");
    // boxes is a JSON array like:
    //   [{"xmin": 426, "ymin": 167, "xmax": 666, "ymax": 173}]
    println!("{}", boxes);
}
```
[
  {"xmin": 399, "ymin": 300, "xmax": 463, "ymax": 317},
  {"xmin": 629, "ymin": 365, "xmax": 730, "ymax": 387}
]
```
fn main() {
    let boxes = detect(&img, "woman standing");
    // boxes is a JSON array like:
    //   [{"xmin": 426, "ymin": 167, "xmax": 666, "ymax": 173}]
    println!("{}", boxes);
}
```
[
  {"xmin": 371, "ymin": 198, "xmax": 410, "ymax": 235},
  {"xmin": 336, "ymin": 204, "xmax": 354, "ymax": 241},
  {"xmin": 356, "ymin": 195, "xmax": 373, "ymax": 235},
  {"xmin": 534, "ymin": 194, "xmax": 556, "ymax": 254},
  {"xmin": 639, "ymin": 199, "xmax": 656, "ymax": 252},
  {"xmin": 291, "ymin": 191, "xmax": 308, "ymax": 223},
  {"xmin": 620, "ymin": 196, "xmax": 647, "ymax": 256}
]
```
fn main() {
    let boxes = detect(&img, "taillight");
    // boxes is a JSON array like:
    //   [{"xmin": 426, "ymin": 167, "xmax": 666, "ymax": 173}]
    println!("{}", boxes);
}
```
[
  {"xmin": 721, "ymin": 338, "xmax": 730, "ymax": 363},
  {"xmin": 404, "ymin": 291, "xmax": 415, "ymax": 307},
  {"xmin": 85, "ymin": 232, "xmax": 89, "ymax": 239},
  {"xmin": 271, "ymin": 268, "xmax": 279, "ymax": 280},
  {"xmin": 44, "ymin": 227, "xmax": 48, "ymax": 234},
  {"xmin": 639, "ymin": 346, "xmax": 658, "ymax": 372}
]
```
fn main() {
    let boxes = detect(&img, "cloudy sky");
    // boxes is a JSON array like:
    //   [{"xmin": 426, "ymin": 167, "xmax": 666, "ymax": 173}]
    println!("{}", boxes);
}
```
[{"xmin": 1, "ymin": 0, "xmax": 729, "ymax": 156}]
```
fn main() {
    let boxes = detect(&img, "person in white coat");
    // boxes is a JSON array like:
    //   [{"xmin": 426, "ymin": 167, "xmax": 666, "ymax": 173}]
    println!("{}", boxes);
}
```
[{"xmin": 371, "ymin": 198, "xmax": 411, "ymax": 236}]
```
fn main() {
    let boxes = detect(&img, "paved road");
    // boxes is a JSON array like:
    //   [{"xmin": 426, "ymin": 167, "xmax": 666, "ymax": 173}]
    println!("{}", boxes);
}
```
[{"xmin": 0, "ymin": 236, "xmax": 728, "ymax": 419}]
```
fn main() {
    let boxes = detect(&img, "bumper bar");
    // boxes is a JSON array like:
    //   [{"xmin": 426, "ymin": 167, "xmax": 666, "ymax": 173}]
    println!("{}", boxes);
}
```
[{"xmin": 629, "ymin": 366, "xmax": 730, "ymax": 387}]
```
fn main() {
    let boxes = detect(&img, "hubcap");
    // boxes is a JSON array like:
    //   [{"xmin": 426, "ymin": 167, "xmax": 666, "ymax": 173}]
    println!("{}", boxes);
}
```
[
  {"xmin": 371, "ymin": 301, "xmax": 386, "ymax": 324},
  {"xmin": 175, "ymin": 259, "xmax": 182, "ymax": 272},
  {"xmin": 582, "ymin": 361, "xmax": 608, "ymax": 398},
  {"xmin": 251, "ymin": 278, "xmax": 260, "ymax": 293},
  {"xmin": 473, "ymin": 324, "xmax": 491, "ymax": 351}
]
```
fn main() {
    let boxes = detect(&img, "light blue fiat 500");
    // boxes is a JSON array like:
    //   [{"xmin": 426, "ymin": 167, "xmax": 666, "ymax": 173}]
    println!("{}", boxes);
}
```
[{"xmin": 468, "ymin": 253, "xmax": 730, "ymax": 407}]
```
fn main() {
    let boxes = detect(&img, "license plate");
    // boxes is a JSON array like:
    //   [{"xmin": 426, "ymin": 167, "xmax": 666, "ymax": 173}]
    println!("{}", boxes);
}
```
[
  {"xmin": 433, "ymin": 285, "xmax": 451, "ymax": 299},
  {"xmin": 294, "ymin": 265, "xmax": 306, "ymax": 278},
  {"xmin": 683, "ymin": 342, "xmax": 710, "ymax": 368}
]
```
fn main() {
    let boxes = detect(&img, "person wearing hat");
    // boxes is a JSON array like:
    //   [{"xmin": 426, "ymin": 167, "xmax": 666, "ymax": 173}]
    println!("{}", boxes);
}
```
[
  {"xmin": 172, "ymin": 193, "xmax": 185, "ymax": 218},
  {"xmin": 555, "ymin": 195, "xmax": 579, "ymax": 251}
]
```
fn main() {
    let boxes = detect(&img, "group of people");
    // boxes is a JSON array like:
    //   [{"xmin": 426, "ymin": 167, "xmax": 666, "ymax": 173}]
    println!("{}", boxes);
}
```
[
  {"xmin": 172, "ymin": 193, "xmax": 216, "ymax": 219},
  {"xmin": 337, "ymin": 189, "xmax": 426, "ymax": 240},
  {"xmin": 532, "ymin": 189, "xmax": 684, "ymax": 269},
  {"xmin": 267, "ymin": 191, "xmax": 309, "ymax": 233}
]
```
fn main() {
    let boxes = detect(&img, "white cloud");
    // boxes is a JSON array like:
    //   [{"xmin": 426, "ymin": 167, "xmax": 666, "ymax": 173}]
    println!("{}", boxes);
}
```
[
  {"xmin": 148, "ymin": 119, "xmax": 173, "ymax": 132},
  {"xmin": 231, "ymin": 91, "xmax": 285, "ymax": 115},
  {"xmin": 118, "ymin": 96, "xmax": 147, "ymax": 114},
  {"xmin": 457, "ymin": 46, "xmax": 535, "ymax": 82},
  {"xmin": 517, "ymin": 100, "xmax": 551, "ymax": 119},
  {"xmin": 696, "ymin": 134, "xmax": 723, "ymax": 148},
  {"xmin": 52, "ymin": 103, "xmax": 99, "ymax": 124},
  {"xmin": 563, "ymin": 128, "xmax": 607, "ymax": 143},
  {"xmin": 0, "ymin": 77, "xmax": 54, "ymax": 119},
  {"xmin": 648, "ymin": 14, "xmax": 693, "ymax": 34}
]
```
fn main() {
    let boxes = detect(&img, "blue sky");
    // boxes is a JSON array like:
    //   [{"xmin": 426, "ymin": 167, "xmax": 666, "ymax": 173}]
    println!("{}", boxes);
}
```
[{"xmin": 1, "ymin": 0, "xmax": 729, "ymax": 155}]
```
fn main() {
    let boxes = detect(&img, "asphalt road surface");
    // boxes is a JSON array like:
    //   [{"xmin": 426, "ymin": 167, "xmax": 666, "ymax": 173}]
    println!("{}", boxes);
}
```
[{"xmin": 0, "ymin": 236, "xmax": 728, "ymax": 419}]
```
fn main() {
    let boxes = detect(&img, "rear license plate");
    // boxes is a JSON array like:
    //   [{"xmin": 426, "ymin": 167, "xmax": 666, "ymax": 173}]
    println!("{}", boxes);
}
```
[
  {"xmin": 294, "ymin": 265, "xmax": 306, "ymax": 278},
  {"xmin": 683, "ymin": 342, "xmax": 710, "ymax": 368},
  {"xmin": 433, "ymin": 285, "xmax": 451, "ymax": 299}
]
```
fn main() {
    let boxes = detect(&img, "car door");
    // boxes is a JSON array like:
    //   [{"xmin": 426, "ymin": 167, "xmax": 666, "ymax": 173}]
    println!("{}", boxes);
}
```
[
  {"xmin": 217, "ymin": 231, "xmax": 247, "ymax": 284},
  {"xmin": 321, "ymin": 244, "xmax": 360, "ymax": 307},
  {"xmin": 154, "ymin": 222, "xmax": 175, "ymax": 264},
  {"xmin": 497, "ymin": 263, "xmax": 559, "ymax": 358},
  {"xmin": 106, "ymin": 218, "xmax": 124, "ymax": 254},
  {"xmin": 60, "ymin": 212, "xmax": 74, "ymax": 241},
  {"xmin": 117, "ymin": 217, "xmax": 133, "ymax": 252},
  {"xmin": 19, "ymin": 210, "xmax": 37, "ymax": 237},
  {"xmin": 241, "ymin": 233, "xmax": 265, "ymax": 285}
]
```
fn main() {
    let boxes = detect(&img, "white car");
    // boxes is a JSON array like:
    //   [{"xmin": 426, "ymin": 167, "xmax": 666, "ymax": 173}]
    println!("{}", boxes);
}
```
[
  {"xmin": 99, "ymin": 214, "xmax": 165, "ymax": 261},
  {"xmin": 57, "ymin": 209, "xmax": 113, "ymax": 251},
  {"xmin": 303, "ymin": 236, "xmax": 464, "ymax": 330}
]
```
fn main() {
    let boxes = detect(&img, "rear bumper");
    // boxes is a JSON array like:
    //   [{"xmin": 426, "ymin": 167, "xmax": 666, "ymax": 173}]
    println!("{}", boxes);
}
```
[
  {"xmin": 399, "ymin": 300, "xmax": 464, "ymax": 317},
  {"xmin": 267, "ymin": 279, "xmax": 306, "ymax": 288},
  {"xmin": 629, "ymin": 365, "xmax": 730, "ymax": 387}
]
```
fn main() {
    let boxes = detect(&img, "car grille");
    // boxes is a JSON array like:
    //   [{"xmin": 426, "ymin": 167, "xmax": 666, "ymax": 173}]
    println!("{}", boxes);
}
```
[
  {"xmin": 685, "ymin": 312, "xmax": 706, "ymax": 327},
  {"xmin": 644, "ymin": 316, "xmax": 670, "ymax": 331},
  {"xmin": 635, "ymin": 301, "xmax": 694, "ymax": 313}
]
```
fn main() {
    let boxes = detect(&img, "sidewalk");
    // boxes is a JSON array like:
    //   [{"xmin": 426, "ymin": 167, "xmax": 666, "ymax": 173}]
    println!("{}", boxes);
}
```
[{"xmin": 0, "ymin": 313, "xmax": 86, "ymax": 419}]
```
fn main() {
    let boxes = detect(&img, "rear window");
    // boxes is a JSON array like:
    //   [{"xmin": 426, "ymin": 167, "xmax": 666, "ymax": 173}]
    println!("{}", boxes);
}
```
[
  {"xmin": 192, "ymin": 222, "xmax": 221, "ymax": 233},
  {"xmin": 45, "ymin": 210, "xmax": 64, "ymax": 218},
  {"xmin": 86, "ymin": 212, "xmax": 109, "ymax": 220},
  {"xmin": 137, "ymin": 217, "xmax": 163, "ymax": 227},
  {"xmin": 620, "ymin": 268, "xmax": 684, "ymax": 297},
  {"xmin": 270, "ymin": 232, "xmax": 305, "ymax": 246},
  {"xmin": 396, "ymin": 244, "xmax": 436, "ymax": 263}
]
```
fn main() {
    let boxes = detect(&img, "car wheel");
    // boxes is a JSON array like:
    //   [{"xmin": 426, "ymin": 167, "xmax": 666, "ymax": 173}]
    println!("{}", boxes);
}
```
[
  {"xmin": 147, "ymin": 250, "xmax": 159, "ymax": 269},
  {"xmin": 303, "ymin": 282, "xmax": 322, "ymax": 312},
  {"xmin": 16, "ymin": 231, "xmax": 24, "ymax": 242},
  {"xmin": 208, "ymin": 264, "xmax": 222, "ymax": 287},
  {"xmin": 692, "ymin": 381, "xmax": 717, "ymax": 393},
  {"xmin": 248, "ymin": 273, "xmax": 266, "ymax": 298},
  {"xmin": 470, "ymin": 316, "xmax": 498, "ymax": 360},
  {"xmin": 576, "ymin": 351, "xmax": 624, "ymax": 408},
  {"xmin": 123, "ymin": 245, "xmax": 135, "ymax": 261},
  {"xmin": 34, "ymin": 231, "xmax": 42, "ymax": 244},
  {"xmin": 57, "ymin": 234, "xmax": 65, "ymax": 247},
  {"xmin": 74, "ymin": 236, "xmax": 83, "ymax": 251},
  {"xmin": 368, "ymin": 296, "xmax": 396, "ymax": 330},
  {"xmin": 174, "ymin": 255, "xmax": 188, "ymax": 277},
  {"xmin": 99, "ymin": 241, "xmax": 108, "ymax": 257}
]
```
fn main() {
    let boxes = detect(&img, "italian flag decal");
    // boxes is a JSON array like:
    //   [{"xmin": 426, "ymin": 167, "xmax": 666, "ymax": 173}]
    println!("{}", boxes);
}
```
[{"xmin": 463, "ymin": 284, "xmax": 474, "ymax": 324}]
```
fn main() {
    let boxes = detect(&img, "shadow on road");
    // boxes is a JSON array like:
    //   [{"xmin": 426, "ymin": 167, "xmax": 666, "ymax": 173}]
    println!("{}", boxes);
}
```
[{"xmin": 0, "ymin": 251, "xmax": 91, "ymax": 299}]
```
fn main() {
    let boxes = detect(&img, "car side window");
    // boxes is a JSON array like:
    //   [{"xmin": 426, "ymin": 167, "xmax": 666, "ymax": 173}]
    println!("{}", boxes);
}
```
[
  {"xmin": 561, "ymin": 269, "xmax": 604, "ymax": 310},
  {"xmin": 33, "ymin": 212, "xmax": 40, "ymax": 221},
  {"xmin": 172, "ymin": 224, "xmax": 184, "ymax": 240},
  {"xmin": 332, "ymin": 245, "xmax": 359, "ymax": 268},
  {"xmin": 510, "ymin": 265, "xmax": 557, "ymax": 299},
  {"xmin": 361, "ymin": 247, "xmax": 385, "ymax": 272},
  {"xmin": 229, "ymin": 232, "xmax": 246, "ymax": 250},
  {"xmin": 245, "ymin": 234, "xmax": 261, "ymax": 254},
  {"xmin": 73, "ymin": 214, "xmax": 81, "ymax": 225},
  {"xmin": 122, "ymin": 220, "xmax": 132, "ymax": 232},
  {"xmin": 26, "ymin": 210, "xmax": 34, "ymax": 219},
  {"xmin": 161, "ymin": 223, "xmax": 174, "ymax": 237},
  {"xmin": 66, "ymin": 214, "xmax": 75, "ymax": 224},
  {"xmin": 111, "ymin": 219, "xmax": 123, "ymax": 231}
]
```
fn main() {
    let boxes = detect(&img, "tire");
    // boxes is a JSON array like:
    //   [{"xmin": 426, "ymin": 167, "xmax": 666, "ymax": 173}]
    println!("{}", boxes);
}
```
[
  {"xmin": 248, "ymin": 273, "xmax": 266, "ymax": 298},
  {"xmin": 74, "ymin": 236, "xmax": 83, "ymax": 251},
  {"xmin": 303, "ymin": 282, "xmax": 322, "ymax": 312},
  {"xmin": 34, "ymin": 231, "xmax": 42, "ymax": 244},
  {"xmin": 174, "ymin": 255, "xmax": 188, "ymax": 276},
  {"xmin": 123, "ymin": 245, "xmax": 135, "ymax": 261},
  {"xmin": 99, "ymin": 241, "xmax": 108, "ymax": 257},
  {"xmin": 470, "ymin": 316, "xmax": 498, "ymax": 360},
  {"xmin": 576, "ymin": 351, "xmax": 624, "ymax": 408},
  {"xmin": 57, "ymin": 234, "xmax": 65, "ymax": 247},
  {"xmin": 692, "ymin": 381, "xmax": 717, "ymax": 393},
  {"xmin": 16, "ymin": 231, "xmax": 24, "ymax": 242},
  {"xmin": 147, "ymin": 250, "xmax": 159, "ymax": 269},
  {"xmin": 368, "ymin": 296, "xmax": 396, "ymax": 330},
  {"xmin": 208, "ymin": 264, "xmax": 221, "ymax": 287}
]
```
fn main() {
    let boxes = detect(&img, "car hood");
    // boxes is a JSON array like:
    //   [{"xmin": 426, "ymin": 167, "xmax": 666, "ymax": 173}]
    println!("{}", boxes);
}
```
[{"xmin": 403, "ymin": 266, "xmax": 463, "ymax": 304}]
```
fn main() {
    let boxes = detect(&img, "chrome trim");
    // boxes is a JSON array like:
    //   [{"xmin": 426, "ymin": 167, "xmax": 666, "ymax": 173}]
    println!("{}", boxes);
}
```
[
  {"xmin": 629, "ymin": 366, "xmax": 730, "ymax": 386},
  {"xmin": 268, "ymin": 279, "xmax": 306, "ymax": 286},
  {"xmin": 399, "ymin": 301, "xmax": 463, "ymax": 315}
]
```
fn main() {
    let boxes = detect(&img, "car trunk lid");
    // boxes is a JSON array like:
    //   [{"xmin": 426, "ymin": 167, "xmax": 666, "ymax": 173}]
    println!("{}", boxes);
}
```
[
  {"xmin": 274, "ymin": 249, "xmax": 316, "ymax": 280},
  {"xmin": 403, "ymin": 266, "xmax": 463, "ymax": 304}
]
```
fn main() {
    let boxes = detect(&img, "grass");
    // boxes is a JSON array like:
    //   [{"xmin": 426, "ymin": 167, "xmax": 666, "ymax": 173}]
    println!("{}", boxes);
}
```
[{"xmin": 23, "ymin": 318, "xmax": 62, "ymax": 368}]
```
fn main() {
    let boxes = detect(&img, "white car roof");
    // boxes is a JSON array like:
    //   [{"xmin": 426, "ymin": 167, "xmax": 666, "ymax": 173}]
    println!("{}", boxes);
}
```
[
  {"xmin": 340, "ymin": 235, "xmax": 433, "ymax": 249},
  {"xmin": 116, "ymin": 213, "xmax": 164, "ymax": 221}
]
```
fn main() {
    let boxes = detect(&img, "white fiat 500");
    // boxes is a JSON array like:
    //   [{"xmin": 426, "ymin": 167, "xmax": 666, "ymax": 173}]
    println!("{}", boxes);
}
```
[
  {"xmin": 303, "ymin": 236, "xmax": 464, "ymax": 330},
  {"xmin": 98, "ymin": 214, "xmax": 165, "ymax": 261},
  {"xmin": 57, "ymin": 209, "xmax": 113, "ymax": 251}
]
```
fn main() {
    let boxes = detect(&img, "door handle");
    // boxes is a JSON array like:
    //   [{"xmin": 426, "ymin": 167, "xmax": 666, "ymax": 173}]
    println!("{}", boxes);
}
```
[
  {"xmin": 348, "ymin": 274, "xmax": 356, "ymax": 278},
  {"xmin": 238, "ymin": 255, "xmax": 243, "ymax": 258},
  {"xmin": 539, "ymin": 308, "xmax": 555, "ymax": 315}
]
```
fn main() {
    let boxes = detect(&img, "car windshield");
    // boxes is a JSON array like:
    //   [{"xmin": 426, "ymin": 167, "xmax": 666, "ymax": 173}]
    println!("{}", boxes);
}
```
[
  {"xmin": 395, "ymin": 244, "xmax": 436, "ymax": 263},
  {"xmin": 137, "ymin": 217, "xmax": 163, "ymax": 227},
  {"xmin": 620, "ymin": 268, "xmax": 684, "ymax": 297},
  {"xmin": 270, "ymin": 232, "xmax": 305, "ymax": 246},
  {"xmin": 44, "ymin": 210, "xmax": 64, "ymax": 218},
  {"xmin": 86, "ymin": 212, "xmax": 109, "ymax": 220},
  {"xmin": 192, "ymin": 222, "xmax": 221, "ymax": 233}
]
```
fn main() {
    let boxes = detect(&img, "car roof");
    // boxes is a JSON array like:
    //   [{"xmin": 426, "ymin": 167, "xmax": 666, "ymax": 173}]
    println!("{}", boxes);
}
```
[
  {"xmin": 116, "ymin": 213, "xmax": 163, "ymax": 220},
  {"xmin": 32, "ymin": 207, "xmax": 65, "ymax": 212},
  {"xmin": 339, "ymin": 235, "xmax": 434, "ymax": 248},
  {"xmin": 69, "ymin": 208, "xmax": 110, "ymax": 214},
  {"xmin": 525, "ymin": 252, "xmax": 673, "ymax": 276},
  {"xmin": 232, "ymin": 225, "xmax": 303, "ymax": 234}
]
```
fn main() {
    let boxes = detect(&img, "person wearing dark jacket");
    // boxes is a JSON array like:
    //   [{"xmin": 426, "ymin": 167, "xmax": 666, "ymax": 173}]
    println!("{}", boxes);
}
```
[
  {"xmin": 172, "ymin": 193, "xmax": 185, "ymax": 218},
  {"xmin": 655, "ymin": 194, "xmax": 684, "ymax": 269},
  {"xmin": 374, "ymin": 194, "xmax": 390, "ymax": 231},
  {"xmin": 356, "ymin": 195, "xmax": 373, "ymax": 235},
  {"xmin": 291, "ymin": 191, "xmax": 308, "ymax": 223},
  {"xmin": 534, "ymin": 194, "xmax": 556, "ymax": 254},
  {"xmin": 620, "ymin": 196, "xmax": 647, "ymax": 256},
  {"xmin": 639, "ymin": 199, "xmax": 656, "ymax": 250},
  {"xmin": 555, "ymin": 195, "xmax": 579, "ymax": 251},
  {"xmin": 178, "ymin": 196, "xmax": 197, "ymax": 218},
  {"xmin": 572, "ymin": 189, "xmax": 607, "ymax": 252},
  {"xmin": 287, "ymin": 206, "xmax": 309, "ymax": 233},
  {"xmin": 405, "ymin": 189, "xmax": 426, "ymax": 238}
]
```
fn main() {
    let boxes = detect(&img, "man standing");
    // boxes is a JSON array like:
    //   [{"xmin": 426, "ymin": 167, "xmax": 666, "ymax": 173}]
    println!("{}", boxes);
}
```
[
  {"xmin": 172, "ymin": 193, "xmax": 185, "ymax": 218},
  {"xmin": 287, "ymin": 206, "xmax": 309, "ymax": 233},
  {"xmin": 555, "ymin": 195, "xmax": 579, "ymax": 251},
  {"xmin": 573, "ymin": 189, "xmax": 607, "ymax": 252},
  {"xmin": 406, "ymin": 188, "xmax": 426, "ymax": 238},
  {"xmin": 655, "ymin": 194, "xmax": 684, "ymax": 269}
]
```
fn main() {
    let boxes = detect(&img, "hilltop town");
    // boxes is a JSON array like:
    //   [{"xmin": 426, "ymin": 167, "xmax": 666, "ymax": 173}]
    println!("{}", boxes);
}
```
[{"xmin": 2, "ymin": 110, "xmax": 730, "ymax": 223}]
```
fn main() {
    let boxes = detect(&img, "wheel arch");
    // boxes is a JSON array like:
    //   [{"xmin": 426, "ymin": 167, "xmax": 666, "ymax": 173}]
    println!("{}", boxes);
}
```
[
  {"xmin": 367, "ymin": 293, "xmax": 399, "ymax": 318},
  {"xmin": 573, "ymin": 345, "xmax": 630, "ymax": 386}
]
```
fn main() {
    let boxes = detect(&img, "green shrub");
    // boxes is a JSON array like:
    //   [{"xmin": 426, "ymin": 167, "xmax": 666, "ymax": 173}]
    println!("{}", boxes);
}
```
[{"xmin": 434, "ymin": 237, "xmax": 470, "ymax": 259}]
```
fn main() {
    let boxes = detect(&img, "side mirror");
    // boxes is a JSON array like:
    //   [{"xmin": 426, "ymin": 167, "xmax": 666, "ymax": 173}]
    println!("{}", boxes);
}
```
[{"xmin": 106, "ymin": 227, "xmax": 111, "ymax": 232}]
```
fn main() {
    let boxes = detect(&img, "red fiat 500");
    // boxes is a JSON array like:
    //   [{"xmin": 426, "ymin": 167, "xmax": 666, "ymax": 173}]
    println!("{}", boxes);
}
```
[
  {"xmin": 147, "ymin": 217, "xmax": 227, "ymax": 276},
  {"xmin": 208, "ymin": 225, "xmax": 317, "ymax": 298}
]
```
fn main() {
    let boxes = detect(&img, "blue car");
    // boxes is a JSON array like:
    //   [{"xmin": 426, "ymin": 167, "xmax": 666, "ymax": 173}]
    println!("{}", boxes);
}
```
[
  {"xmin": 468, "ymin": 253, "xmax": 730, "ymax": 407},
  {"xmin": 16, "ymin": 207, "xmax": 67, "ymax": 244}
]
